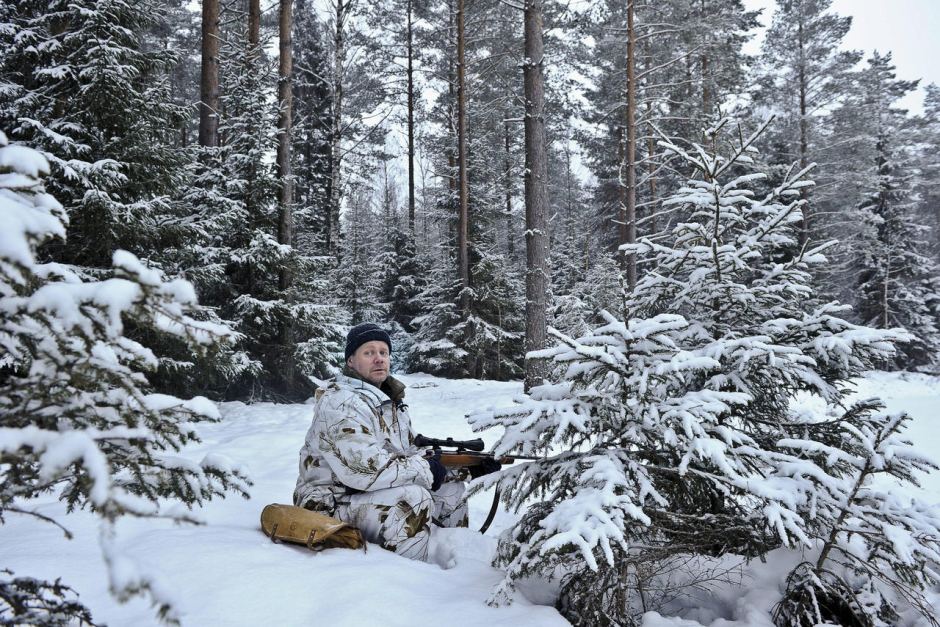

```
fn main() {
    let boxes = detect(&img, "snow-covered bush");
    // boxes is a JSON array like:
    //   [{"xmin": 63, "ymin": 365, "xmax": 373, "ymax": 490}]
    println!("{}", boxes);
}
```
[
  {"xmin": 469, "ymin": 120, "xmax": 939, "ymax": 626},
  {"xmin": 0, "ymin": 133, "xmax": 251, "ymax": 624}
]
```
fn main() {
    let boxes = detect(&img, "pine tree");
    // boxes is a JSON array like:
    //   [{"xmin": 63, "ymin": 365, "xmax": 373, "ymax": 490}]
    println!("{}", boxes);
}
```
[
  {"xmin": 468, "ymin": 120, "xmax": 937, "ymax": 626},
  {"xmin": 576, "ymin": 0, "xmax": 759, "ymax": 257},
  {"xmin": 0, "ymin": 133, "xmax": 250, "ymax": 624},
  {"xmin": 755, "ymin": 0, "xmax": 861, "ymax": 247}
]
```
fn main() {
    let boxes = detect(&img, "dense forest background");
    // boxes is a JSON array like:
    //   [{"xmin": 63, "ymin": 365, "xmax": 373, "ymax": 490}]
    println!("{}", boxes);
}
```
[
  {"xmin": 4, "ymin": 2, "xmax": 940, "ymax": 625},
  {"xmin": 2, "ymin": 0, "xmax": 938, "ymax": 401}
]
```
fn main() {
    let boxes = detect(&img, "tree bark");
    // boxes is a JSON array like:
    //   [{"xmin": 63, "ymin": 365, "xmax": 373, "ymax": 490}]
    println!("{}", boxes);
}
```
[
  {"xmin": 199, "ymin": 0, "xmax": 220, "ymax": 147},
  {"xmin": 406, "ymin": 0, "xmax": 416, "ymax": 236},
  {"xmin": 456, "ymin": 0, "xmax": 470, "ymax": 311},
  {"xmin": 523, "ymin": 0, "xmax": 549, "ymax": 391},
  {"xmin": 798, "ymin": 13, "xmax": 810, "ymax": 247},
  {"xmin": 249, "ymin": 0, "xmax": 261, "ymax": 45},
  {"xmin": 278, "ymin": 0, "xmax": 296, "ymax": 393},
  {"xmin": 700, "ymin": 0, "xmax": 710, "ymax": 117},
  {"xmin": 278, "ymin": 0, "xmax": 294, "ymax": 277},
  {"xmin": 328, "ymin": 0, "xmax": 347, "ymax": 257},
  {"xmin": 622, "ymin": 0, "xmax": 638, "ymax": 289}
]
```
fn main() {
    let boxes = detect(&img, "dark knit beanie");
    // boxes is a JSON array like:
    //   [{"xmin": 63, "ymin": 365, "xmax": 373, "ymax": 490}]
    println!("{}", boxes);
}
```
[{"xmin": 345, "ymin": 323, "xmax": 392, "ymax": 360}]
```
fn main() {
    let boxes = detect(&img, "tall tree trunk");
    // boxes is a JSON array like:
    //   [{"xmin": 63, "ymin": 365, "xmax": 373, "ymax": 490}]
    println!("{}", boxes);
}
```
[
  {"xmin": 328, "ymin": 0, "xmax": 347, "ymax": 257},
  {"xmin": 447, "ymin": 0, "xmax": 457, "ymax": 198},
  {"xmin": 406, "ymin": 0, "xmax": 416, "ymax": 236},
  {"xmin": 278, "ymin": 0, "xmax": 296, "ymax": 393},
  {"xmin": 246, "ymin": 0, "xmax": 261, "ymax": 225},
  {"xmin": 523, "ymin": 0, "xmax": 548, "ymax": 391},
  {"xmin": 249, "ymin": 0, "xmax": 260, "ymax": 44},
  {"xmin": 456, "ymin": 0, "xmax": 470, "ymax": 311},
  {"xmin": 700, "ymin": 0, "xmax": 710, "ymax": 117},
  {"xmin": 798, "ymin": 13, "xmax": 810, "ymax": 247},
  {"xmin": 504, "ymin": 117, "xmax": 515, "ymax": 260},
  {"xmin": 621, "ymin": 0, "xmax": 638, "ymax": 289},
  {"xmin": 278, "ymin": 0, "xmax": 294, "ymax": 284},
  {"xmin": 199, "ymin": 0, "xmax": 220, "ymax": 147}
]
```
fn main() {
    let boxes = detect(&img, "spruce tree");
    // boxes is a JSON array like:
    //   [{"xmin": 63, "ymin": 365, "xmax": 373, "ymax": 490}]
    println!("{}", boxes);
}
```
[
  {"xmin": 0, "ymin": 0, "xmax": 263, "ymax": 400},
  {"xmin": 293, "ymin": 1, "xmax": 334, "ymax": 254},
  {"xmin": 468, "ymin": 120, "xmax": 937, "ymax": 626},
  {"xmin": 0, "ymin": 133, "xmax": 250, "ymax": 624},
  {"xmin": 840, "ymin": 53, "xmax": 940, "ymax": 368},
  {"xmin": 0, "ymin": 0, "xmax": 185, "ymax": 270},
  {"xmin": 167, "ymin": 2, "xmax": 343, "ymax": 400},
  {"xmin": 916, "ymin": 85, "xmax": 940, "ymax": 266}
]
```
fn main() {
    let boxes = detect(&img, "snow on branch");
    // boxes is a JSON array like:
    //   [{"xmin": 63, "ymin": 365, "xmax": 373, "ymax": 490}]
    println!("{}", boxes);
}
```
[{"xmin": 1, "ymin": 132, "xmax": 250, "ymax": 625}]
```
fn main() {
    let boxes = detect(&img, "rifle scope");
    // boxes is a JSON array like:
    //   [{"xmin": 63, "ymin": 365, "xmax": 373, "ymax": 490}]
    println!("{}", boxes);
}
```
[{"xmin": 414, "ymin": 434, "xmax": 485, "ymax": 452}]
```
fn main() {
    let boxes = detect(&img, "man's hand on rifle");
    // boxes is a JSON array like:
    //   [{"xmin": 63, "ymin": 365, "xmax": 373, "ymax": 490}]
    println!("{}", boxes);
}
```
[
  {"xmin": 426, "ymin": 451, "xmax": 448, "ymax": 491},
  {"xmin": 468, "ymin": 456, "xmax": 501, "ymax": 479}
]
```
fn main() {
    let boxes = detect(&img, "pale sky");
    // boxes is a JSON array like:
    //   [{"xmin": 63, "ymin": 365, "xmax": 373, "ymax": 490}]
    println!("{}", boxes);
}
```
[{"xmin": 742, "ymin": 0, "xmax": 940, "ymax": 113}]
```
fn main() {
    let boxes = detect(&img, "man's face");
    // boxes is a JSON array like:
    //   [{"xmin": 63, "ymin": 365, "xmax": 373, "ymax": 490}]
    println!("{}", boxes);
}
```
[{"xmin": 347, "ymin": 340, "xmax": 390, "ymax": 386}]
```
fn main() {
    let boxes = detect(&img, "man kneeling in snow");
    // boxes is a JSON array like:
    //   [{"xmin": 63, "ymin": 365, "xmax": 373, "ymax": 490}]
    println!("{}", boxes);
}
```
[{"xmin": 293, "ymin": 323, "xmax": 473, "ymax": 562}]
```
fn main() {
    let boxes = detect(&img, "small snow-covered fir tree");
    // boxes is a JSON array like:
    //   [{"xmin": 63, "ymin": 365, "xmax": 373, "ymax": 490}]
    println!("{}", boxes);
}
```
[
  {"xmin": 409, "ymin": 251, "xmax": 524, "ymax": 380},
  {"xmin": 469, "ymin": 119, "xmax": 939, "ymax": 626},
  {"xmin": 408, "ymin": 266, "xmax": 467, "ymax": 376},
  {"xmin": 550, "ymin": 253, "xmax": 625, "ymax": 339},
  {"xmin": 0, "ymin": 134, "xmax": 251, "ymax": 624}
]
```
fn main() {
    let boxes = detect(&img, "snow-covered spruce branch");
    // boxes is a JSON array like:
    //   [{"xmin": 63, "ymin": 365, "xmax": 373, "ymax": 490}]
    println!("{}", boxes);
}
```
[
  {"xmin": 771, "ymin": 401, "xmax": 940, "ymax": 626},
  {"xmin": 0, "ymin": 132, "xmax": 251, "ymax": 625}
]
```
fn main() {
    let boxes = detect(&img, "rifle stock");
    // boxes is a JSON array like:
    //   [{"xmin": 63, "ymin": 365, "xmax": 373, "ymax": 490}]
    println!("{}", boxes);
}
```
[{"xmin": 437, "ymin": 452, "xmax": 516, "ymax": 467}]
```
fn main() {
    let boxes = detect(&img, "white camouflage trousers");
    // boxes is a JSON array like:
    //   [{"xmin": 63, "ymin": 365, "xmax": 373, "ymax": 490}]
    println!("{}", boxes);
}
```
[{"xmin": 334, "ymin": 479, "xmax": 467, "ymax": 562}]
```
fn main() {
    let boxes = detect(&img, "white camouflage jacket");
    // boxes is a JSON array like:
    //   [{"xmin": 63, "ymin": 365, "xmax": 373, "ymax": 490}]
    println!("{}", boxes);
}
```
[{"xmin": 293, "ymin": 371, "xmax": 434, "ymax": 512}]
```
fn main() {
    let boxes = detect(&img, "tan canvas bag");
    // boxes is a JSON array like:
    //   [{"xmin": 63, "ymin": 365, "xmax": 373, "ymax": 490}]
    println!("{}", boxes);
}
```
[{"xmin": 260, "ymin": 504, "xmax": 365, "ymax": 551}]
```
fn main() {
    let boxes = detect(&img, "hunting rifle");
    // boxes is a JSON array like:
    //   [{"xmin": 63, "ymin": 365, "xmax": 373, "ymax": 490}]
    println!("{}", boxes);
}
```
[{"xmin": 414, "ymin": 433, "xmax": 538, "ymax": 533}]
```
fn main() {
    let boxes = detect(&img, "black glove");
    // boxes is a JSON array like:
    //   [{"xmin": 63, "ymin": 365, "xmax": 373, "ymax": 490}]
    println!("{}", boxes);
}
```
[
  {"xmin": 426, "ymin": 452, "xmax": 447, "ymax": 491},
  {"xmin": 469, "ymin": 456, "xmax": 502, "ymax": 479}
]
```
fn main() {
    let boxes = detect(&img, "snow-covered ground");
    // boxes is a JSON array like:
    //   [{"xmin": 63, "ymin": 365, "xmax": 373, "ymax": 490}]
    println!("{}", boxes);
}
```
[{"xmin": 3, "ymin": 371, "xmax": 938, "ymax": 626}]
